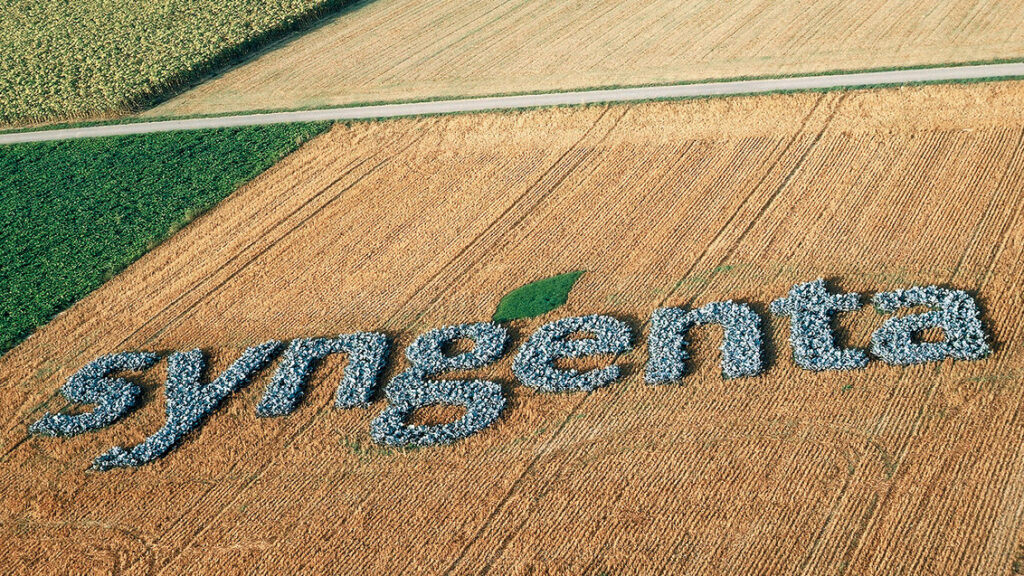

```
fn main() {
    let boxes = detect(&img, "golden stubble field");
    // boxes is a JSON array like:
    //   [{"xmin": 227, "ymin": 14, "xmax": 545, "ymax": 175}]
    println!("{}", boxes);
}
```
[
  {"xmin": 148, "ymin": 0, "xmax": 1024, "ymax": 118},
  {"xmin": 4, "ymin": 80, "xmax": 1024, "ymax": 574}
]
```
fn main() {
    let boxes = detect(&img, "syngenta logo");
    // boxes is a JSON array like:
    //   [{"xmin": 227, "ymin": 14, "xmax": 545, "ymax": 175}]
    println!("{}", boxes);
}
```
[{"xmin": 30, "ymin": 275, "xmax": 991, "ymax": 471}]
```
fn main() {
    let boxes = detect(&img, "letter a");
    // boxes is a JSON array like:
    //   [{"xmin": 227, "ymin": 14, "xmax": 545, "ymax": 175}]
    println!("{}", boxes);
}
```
[{"xmin": 871, "ymin": 286, "xmax": 990, "ymax": 365}]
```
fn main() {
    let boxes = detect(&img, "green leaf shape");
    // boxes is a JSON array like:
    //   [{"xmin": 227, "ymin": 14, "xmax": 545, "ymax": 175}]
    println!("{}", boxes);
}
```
[{"xmin": 493, "ymin": 270, "xmax": 585, "ymax": 323}]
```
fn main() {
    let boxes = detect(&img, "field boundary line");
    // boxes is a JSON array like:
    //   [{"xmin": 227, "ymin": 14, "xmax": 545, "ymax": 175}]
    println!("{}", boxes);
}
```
[
  {"xmin": 3, "ymin": 62, "xmax": 1024, "ymax": 145},
  {"xmin": 117, "ymin": 128, "xmax": 430, "ymax": 575},
  {"xmin": 0, "ymin": 126, "xmax": 415, "ymax": 466},
  {"xmin": 0, "ymin": 131, "xmax": 392, "ymax": 442},
  {"xmin": 135, "ymin": 130, "xmax": 432, "ymax": 574}
]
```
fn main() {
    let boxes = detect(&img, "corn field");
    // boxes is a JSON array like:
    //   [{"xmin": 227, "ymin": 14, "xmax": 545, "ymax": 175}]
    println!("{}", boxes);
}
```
[
  {"xmin": 0, "ymin": 0, "xmax": 354, "ymax": 126},
  {"xmin": 3, "ymin": 81, "xmax": 1024, "ymax": 574}
]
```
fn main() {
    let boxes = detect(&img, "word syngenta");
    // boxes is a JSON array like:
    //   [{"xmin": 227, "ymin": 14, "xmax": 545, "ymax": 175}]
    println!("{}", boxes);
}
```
[{"xmin": 30, "ymin": 279, "xmax": 991, "ymax": 471}]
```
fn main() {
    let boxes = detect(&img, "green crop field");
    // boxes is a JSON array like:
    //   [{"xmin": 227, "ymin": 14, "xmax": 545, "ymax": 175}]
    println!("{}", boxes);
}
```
[
  {"xmin": 0, "ymin": 0, "xmax": 355, "ymax": 126},
  {"xmin": 0, "ymin": 122, "xmax": 328, "ymax": 355}
]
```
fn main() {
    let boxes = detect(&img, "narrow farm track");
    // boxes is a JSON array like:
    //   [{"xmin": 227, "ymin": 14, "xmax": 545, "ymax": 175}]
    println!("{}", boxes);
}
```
[
  {"xmin": 142, "ymin": 0, "xmax": 1024, "ymax": 119},
  {"xmin": 4, "ymin": 80, "xmax": 1024, "ymax": 574},
  {"xmin": 3, "ymin": 62, "xmax": 1024, "ymax": 145}
]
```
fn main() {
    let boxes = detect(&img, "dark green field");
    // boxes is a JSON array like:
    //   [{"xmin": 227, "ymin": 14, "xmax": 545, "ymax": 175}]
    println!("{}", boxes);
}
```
[{"xmin": 0, "ymin": 123, "xmax": 328, "ymax": 355}]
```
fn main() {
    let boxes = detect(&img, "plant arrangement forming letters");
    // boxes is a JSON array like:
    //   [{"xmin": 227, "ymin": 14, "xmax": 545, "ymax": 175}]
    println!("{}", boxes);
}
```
[{"xmin": 29, "ymin": 278, "xmax": 992, "ymax": 470}]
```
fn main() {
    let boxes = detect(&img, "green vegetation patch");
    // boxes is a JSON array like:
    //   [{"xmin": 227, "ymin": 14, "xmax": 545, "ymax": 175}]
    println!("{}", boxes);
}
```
[
  {"xmin": 0, "ymin": 0, "xmax": 358, "ymax": 126},
  {"xmin": 493, "ymin": 271, "xmax": 585, "ymax": 323},
  {"xmin": 0, "ymin": 122, "xmax": 329, "ymax": 356}
]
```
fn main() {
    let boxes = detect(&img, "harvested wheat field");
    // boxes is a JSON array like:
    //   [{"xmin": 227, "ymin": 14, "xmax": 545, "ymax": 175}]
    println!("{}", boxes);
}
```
[
  {"xmin": 148, "ymin": 0, "xmax": 1024, "ymax": 118},
  {"xmin": 5, "ymin": 80, "xmax": 1024, "ymax": 575}
]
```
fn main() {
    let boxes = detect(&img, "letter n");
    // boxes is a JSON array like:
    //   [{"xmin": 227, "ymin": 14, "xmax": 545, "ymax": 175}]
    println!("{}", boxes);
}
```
[{"xmin": 645, "ymin": 301, "xmax": 764, "ymax": 384}]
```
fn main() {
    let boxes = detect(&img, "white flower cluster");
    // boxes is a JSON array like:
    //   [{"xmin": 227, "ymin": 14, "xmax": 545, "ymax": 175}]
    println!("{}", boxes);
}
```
[
  {"xmin": 91, "ymin": 341, "xmax": 282, "ymax": 471},
  {"xmin": 512, "ymin": 315, "xmax": 633, "ymax": 392},
  {"xmin": 771, "ymin": 279, "xmax": 869, "ymax": 371},
  {"xmin": 256, "ymin": 332, "xmax": 390, "ymax": 417},
  {"xmin": 645, "ymin": 302, "xmax": 763, "ymax": 384},
  {"xmin": 29, "ymin": 352, "xmax": 158, "ymax": 437},
  {"xmin": 370, "ymin": 323, "xmax": 508, "ymax": 448},
  {"xmin": 871, "ymin": 286, "xmax": 991, "ymax": 365}
]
